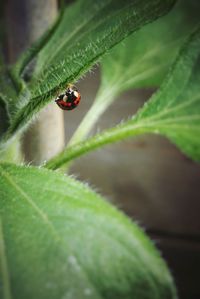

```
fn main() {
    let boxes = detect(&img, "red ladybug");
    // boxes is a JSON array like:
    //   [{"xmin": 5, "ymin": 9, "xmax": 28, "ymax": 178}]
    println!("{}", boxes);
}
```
[{"xmin": 55, "ymin": 85, "xmax": 81, "ymax": 110}]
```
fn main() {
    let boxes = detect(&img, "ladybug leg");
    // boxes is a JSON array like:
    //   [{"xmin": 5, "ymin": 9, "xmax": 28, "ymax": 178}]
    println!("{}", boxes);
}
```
[{"xmin": 54, "ymin": 89, "xmax": 60, "ymax": 100}]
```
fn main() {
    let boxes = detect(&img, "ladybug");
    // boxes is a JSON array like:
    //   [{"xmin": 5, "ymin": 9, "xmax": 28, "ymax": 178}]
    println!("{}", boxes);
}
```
[{"xmin": 55, "ymin": 85, "xmax": 81, "ymax": 110}]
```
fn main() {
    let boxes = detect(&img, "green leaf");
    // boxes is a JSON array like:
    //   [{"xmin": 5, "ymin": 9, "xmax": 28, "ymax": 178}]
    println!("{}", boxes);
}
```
[
  {"xmin": 45, "ymin": 25, "xmax": 200, "ymax": 170},
  {"xmin": 0, "ymin": 163, "xmax": 176, "ymax": 299},
  {"xmin": 0, "ymin": 68, "xmax": 19, "ymax": 139},
  {"xmin": 68, "ymin": 0, "xmax": 200, "ymax": 147},
  {"xmin": 0, "ymin": 66, "xmax": 20, "ymax": 142},
  {"xmin": 0, "ymin": 4, "xmax": 21, "ymax": 151},
  {"xmin": 0, "ymin": 0, "xmax": 18, "ymax": 107},
  {"xmin": 5, "ymin": 0, "xmax": 175, "ymax": 142},
  {"xmin": 0, "ymin": 69, "xmax": 18, "ymax": 105},
  {"xmin": 100, "ymin": 0, "xmax": 200, "ymax": 91},
  {"xmin": 10, "ymin": 5, "xmax": 66, "ymax": 91}
]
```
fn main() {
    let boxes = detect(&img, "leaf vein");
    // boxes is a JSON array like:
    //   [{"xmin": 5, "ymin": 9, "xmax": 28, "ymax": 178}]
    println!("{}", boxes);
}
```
[{"xmin": 0, "ymin": 166, "xmax": 59, "ymax": 241}]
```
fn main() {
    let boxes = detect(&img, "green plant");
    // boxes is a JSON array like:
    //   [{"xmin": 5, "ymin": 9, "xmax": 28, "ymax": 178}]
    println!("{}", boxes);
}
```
[{"xmin": 0, "ymin": 0, "xmax": 200, "ymax": 298}]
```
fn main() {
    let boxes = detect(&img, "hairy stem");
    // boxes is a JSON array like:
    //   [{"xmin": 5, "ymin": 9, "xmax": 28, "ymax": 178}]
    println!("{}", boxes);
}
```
[
  {"xmin": 5, "ymin": 0, "xmax": 65, "ymax": 165},
  {"xmin": 45, "ymin": 121, "xmax": 153, "ymax": 170},
  {"xmin": 68, "ymin": 87, "xmax": 118, "ymax": 147}
]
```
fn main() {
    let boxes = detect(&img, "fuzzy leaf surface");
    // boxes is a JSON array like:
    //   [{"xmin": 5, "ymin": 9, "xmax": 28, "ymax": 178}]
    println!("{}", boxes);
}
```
[
  {"xmin": 67, "ymin": 0, "xmax": 200, "ymax": 147},
  {"xmin": 99, "ymin": 0, "xmax": 200, "ymax": 92},
  {"xmin": 0, "ymin": 163, "xmax": 177, "ymax": 299},
  {"xmin": 5, "ymin": 0, "xmax": 175, "ymax": 141},
  {"xmin": 46, "ymin": 25, "xmax": 200, "ymax": 169}
]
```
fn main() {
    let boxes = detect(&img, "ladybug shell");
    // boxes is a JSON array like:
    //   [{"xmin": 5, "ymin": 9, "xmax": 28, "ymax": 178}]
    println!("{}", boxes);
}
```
[{"xmin": 55, "ymin": 86, "xmax": 81, "ymax": 110}]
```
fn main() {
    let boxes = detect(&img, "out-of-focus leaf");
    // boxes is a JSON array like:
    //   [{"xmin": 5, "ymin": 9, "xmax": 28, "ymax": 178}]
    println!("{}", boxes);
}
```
[
  {"xmin": 0, "ymin": 66, "xmax": 19, "ymax": 139},
  {"xmin": 5, "ymin": 0, "xmax": 175, "ymax": 142},
  {"xmin": 0, "ymin": 1, "xmax": 19, "ymax": 155},
  {"xmin": 68, "ymin": 0, "xmax": 200, "ymax": 147},
  {"xmin": 0, "ymin": 163, "xmax": 177, "ymax": 299},
  {"xmin": 0, "ymin": 55, "xmax": 18, "ymax": 138},
  {"xmin": 100, "ymin": 0, "xmax": 200, "ymax": 91},
  {"xmin": 0, "ymin": 2, "xmax": 19, "ymax": 145},
  {"xmin": 45, "ymin": 25, "xmax": 200, "ymax": 170}
]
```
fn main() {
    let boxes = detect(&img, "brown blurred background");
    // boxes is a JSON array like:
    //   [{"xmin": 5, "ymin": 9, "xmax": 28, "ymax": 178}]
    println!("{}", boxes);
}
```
[{"xmin": 67, "ymin": 69, "xmax": 200, "ymax": 299}]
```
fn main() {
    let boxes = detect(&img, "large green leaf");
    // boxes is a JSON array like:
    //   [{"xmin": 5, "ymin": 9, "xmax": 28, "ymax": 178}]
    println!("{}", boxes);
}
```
[
  {"xmin": 100, "ymin": 0, "xmax": 200, "ymax": 91},
  {"xmin": 68, "ymin": 0, "xmax": 200, "ymax": 147},
  {"xmin": 45, "ymin": 25, "xmax": 200, "ymax": 170},
  {"xmin": 0, "ymin": 163, "xmax": 177, "ymax": 299},
  {"xmin": 4, "ymin": 0, "xmax": 175, "ymax": 142}
]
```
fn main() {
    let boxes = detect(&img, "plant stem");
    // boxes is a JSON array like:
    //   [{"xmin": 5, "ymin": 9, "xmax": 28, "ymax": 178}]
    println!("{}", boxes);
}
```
[
  {"xmin": 45, "ymin": 121, "xmax": 151, "ymax": 170},
  {"xmin": 5, "ymin": 0, "xmax": 65, "ymax": 165},
  {"xmin": 59, "ymin": 85, "xmax": 118, "ymax": 172},
  {"xmin": 68, "ymin": 87, "xmax": 117, "ymax": 147}
]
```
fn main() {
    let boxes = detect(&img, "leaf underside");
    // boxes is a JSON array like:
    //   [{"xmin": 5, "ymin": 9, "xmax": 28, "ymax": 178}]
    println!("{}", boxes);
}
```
[
  {"xmin": 2, "ymin": 0, "xmax": 175, "ymax": 143},
  {"xmin": 100, "ymin": 0, "xmax": 200, "ymax": 92}
]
